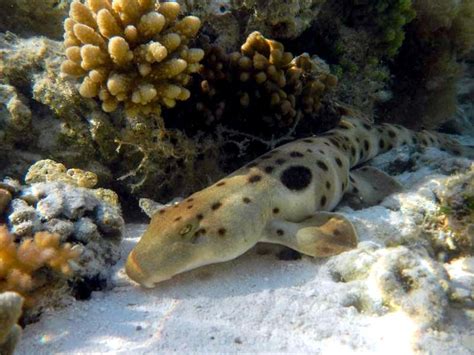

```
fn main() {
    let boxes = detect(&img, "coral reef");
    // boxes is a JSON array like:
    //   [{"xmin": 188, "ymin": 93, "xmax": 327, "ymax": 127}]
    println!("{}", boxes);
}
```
[
  {"xmin": 0, "ymin": 225, "xmax": 82, "ymax": 297},
  {"xmin": 0, "ymin": 33, "xmax": 213, "ymax": 201},
  {"xmin": 25, "ymin": 159, "xmax": 98, "ymax": 188},
  {"xmin": 379, "ymin": 0, "xmax": 474, "ymax": 129},
  {"xmin": 61, "ymin": 0, "xmax": 204, "ymax": 117},
  {"xmin": 0, "ymin": 84, "xmax": 32, "ymax": 137},
  {"xmin": 425, "ymin": 166, "xmax": 474, "ymax": 261},
  {"xmin": 1, "ymin": 0, "xmax": 472, "ymax": 203},
  {"xmin": 0, "ymin": 32, "xmax": 103, "ymax": 180},
  {"xmin": 0, "ymin": 0, "xmax": 71, "ymax": 39},
  {"xmin": 196, "ymin": 31, "xmax": 338, "ymax": 131},
  {"xmin": 179, "ymin": 0, "xmax": 327, "ymax": 48},
  {"xmin": 344, "ymin": 0, "xmax": 416, "ymax": 58},
  {"xmin": 167, "ymin": 30, "xmax": 339, "ymax": 174},
  {"xmin": 0, "ymin": 160, "xmax": 124, "ymax": 319},
  {"xmin": 0, "ymin": 292, "xmax": 24, "ymax": 355},
  {"xmin": 284, "ymin": 1, "xmax": 394, "ymax": 119}
]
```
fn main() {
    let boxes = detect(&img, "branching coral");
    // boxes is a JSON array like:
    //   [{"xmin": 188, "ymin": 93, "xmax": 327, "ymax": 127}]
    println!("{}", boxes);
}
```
[
  {"xmin": 191, "ymin": 31, "xmax": 337, "ymax": 135},
  {"xmin": 61, "ymin": 0, "xmax": 204, "ymax": 117},
  {"xmin": 0, "ymin": 225, "xmax": 82, "ymax": 296}
]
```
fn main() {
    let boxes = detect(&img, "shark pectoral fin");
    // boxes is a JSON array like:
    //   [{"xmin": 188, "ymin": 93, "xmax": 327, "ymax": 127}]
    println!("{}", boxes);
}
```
[
  {"xmin": 345, "ymin": 166, "xmax": 402, "ymax": 209},
  {"xmin": 262, "ymin": 212, "xmax": 358, "ymax": 257}
]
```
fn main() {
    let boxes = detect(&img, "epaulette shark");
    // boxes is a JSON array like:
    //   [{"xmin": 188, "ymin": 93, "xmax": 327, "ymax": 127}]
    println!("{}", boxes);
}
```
[{"xmin": 126, "ymin": 116, "xmax": 473, "ymax": 288}]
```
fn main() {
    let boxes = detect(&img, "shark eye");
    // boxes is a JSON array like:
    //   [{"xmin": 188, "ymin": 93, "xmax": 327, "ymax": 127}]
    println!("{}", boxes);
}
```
[{"xmin": 179, "ymin": 224, "xmax": 193, "ymax": 235}]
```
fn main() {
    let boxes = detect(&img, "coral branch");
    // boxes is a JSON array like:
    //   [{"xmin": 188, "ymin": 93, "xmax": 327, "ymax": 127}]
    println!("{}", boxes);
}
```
[{"xmin": 0, "ymin": 225, "xmax": 82, "ymax": 296}]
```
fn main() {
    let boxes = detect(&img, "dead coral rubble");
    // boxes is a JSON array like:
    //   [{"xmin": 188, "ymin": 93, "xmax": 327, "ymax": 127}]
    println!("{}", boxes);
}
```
[{"xmin": 61, "ymin": 0, "xmax": 204, "ymax": 117}]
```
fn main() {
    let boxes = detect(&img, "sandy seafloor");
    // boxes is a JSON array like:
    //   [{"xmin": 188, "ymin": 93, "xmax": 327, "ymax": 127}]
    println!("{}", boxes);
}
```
[{"xmin": 15, "ymin": 142, "xmax": 474, "ymax": 354}]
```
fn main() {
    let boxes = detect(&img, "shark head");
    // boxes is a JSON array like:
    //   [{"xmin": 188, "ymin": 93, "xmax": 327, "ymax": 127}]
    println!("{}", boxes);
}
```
[{"xmin": 125, "ymin": 180, "xmax": 268, "ymax": 288}]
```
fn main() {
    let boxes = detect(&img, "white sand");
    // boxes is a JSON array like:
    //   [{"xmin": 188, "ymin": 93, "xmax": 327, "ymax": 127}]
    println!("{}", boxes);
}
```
[{"xmin": 16, "ymin": 146, "xmax": 474, "ymax": 354}]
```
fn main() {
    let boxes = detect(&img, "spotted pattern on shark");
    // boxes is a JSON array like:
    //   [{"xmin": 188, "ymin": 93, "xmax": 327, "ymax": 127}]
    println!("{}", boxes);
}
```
[{"xmin": 126, "ymin": 116, "xmax": 473, "ymax": 288}]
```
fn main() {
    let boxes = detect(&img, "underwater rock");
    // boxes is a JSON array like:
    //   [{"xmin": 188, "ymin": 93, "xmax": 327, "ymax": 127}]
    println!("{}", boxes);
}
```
[
  {"xmin": 328, "ymin": 245, "xmax": 450, "ymax": 328},
  {"xmin": 0, "ymin": 84, "xmax": 32, "ymax": 134},
  {"xmin": 0, "ymin": 292, "xmax": 24, "ymax": 355},
  {"xmin": 368, "ymin": 247, "xmax": 450, "ymax": 328},
  {"xmin": 179, "ymin": 0, "xmax": 327, "ymax": 48},
  {"xmin": 0, "ymin": 0, "xmax": 71, "ymax": 39},
  {"xmin": 446, "ymin": 257, "xmax": 474, "ymax": 307},
  {"xmin": 425, "ymin": 166, "xmax": 474, "ymax": 260},
  {"xmin": 0, "ymin": 32, "xmax": 113, "ymax": 182},
  {"xmin": 0, "ymin": 160, "xmax": 123, "ymax": 322}
]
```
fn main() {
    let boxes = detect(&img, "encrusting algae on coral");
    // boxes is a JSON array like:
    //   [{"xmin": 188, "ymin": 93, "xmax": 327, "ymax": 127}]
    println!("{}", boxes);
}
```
[{"xmin": 61, "ymin": 0, "xmax": 204, "ymax": 117}]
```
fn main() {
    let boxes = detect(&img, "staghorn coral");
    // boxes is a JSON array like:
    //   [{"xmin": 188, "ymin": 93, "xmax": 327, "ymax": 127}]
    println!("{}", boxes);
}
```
[
  {"xmin": 0, "ymin": 292, "xmax": 24, "ymax": 355},
  {"xmin": 0, "ymin": 225, "xmax": 82, "ymax": 297},
  {"xmin": 61, "ymin": 0, "xmax": 204, "ymax": 117},
  {"xmin": 186, "ymin": 31, "xmax": 338, "ymax": 137}
]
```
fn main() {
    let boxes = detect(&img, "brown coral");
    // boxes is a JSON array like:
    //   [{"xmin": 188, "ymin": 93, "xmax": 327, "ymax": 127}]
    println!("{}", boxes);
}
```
[
  {"xmin": 195, "ymin": 31, "xmax": 337, "ymax": 132},
  {"xmin": 0, "ymin": 225, "xmax": 82, "ymax": 297},
  {"xmin": 61, "ymin": 0, "xmax": 204, "ymax": 117}
]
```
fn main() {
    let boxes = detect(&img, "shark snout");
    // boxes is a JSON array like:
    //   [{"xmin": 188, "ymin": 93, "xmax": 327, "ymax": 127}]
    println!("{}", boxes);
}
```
[{"xmin": 125, "ymin": 250, "xmax": 155, "ymax": 288}]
